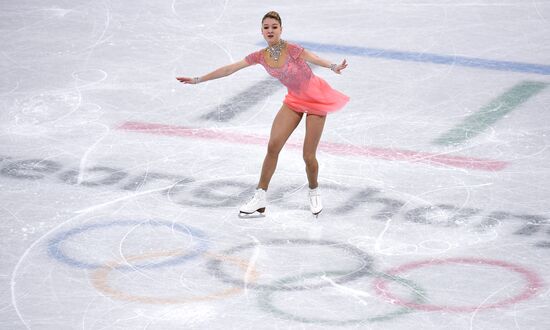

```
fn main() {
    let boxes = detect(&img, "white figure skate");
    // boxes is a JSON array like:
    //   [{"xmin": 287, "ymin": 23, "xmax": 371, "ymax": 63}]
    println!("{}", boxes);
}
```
[
  {"xmin": 309, "ymin": 187, "xmax": 323, "ymax": 217},
  {"xmin": 239, "ymin": 188, "xmax": 267, "ymax": 217}
]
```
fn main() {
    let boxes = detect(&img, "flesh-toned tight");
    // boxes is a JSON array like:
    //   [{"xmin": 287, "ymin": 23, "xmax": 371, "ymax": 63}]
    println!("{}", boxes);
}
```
[{"xmin": 257, "ymin": 104, "xmax": 326, "ymax": 190}]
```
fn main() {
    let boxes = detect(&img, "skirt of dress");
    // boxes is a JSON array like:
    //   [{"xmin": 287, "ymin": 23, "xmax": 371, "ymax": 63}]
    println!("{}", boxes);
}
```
[{"xmin": 283, "ymin": 75, "xmax": 349, "ymax": 116}]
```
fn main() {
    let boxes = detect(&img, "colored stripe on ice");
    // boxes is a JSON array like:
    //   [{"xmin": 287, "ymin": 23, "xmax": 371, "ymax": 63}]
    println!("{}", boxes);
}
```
[
  {"xmin": 201, "ymin": 78, "xmax": 280, "ymax": 122},
  {"xmin": 434, "ymin": 81, "xmax": 548, "ymax": 145},
  {"xmin": 118, "ymin": 121, "xmax": 508, "ymax": 171},
  {"xmin": 281, "ymin": 41, "xmax": 550, "ymax": 75}
]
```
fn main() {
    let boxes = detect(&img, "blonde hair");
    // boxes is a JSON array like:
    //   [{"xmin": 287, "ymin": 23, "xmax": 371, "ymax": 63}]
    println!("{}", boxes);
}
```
[{"xmin": 262, "ymin": 11, "xmax": 282, "ymax": 26}]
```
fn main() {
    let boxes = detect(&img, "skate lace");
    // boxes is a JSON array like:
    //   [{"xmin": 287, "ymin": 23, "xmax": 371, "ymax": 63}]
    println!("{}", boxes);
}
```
[
  {"xmin": 246, "ymin": 191, "xmax": 263, "ymax": 205},
  {"xmin": 248, "ymin": 195, "xmax": 259, "ymax": 205},
  {"xmin": 309, "ymin": 189, "xmax": 322, "ymax": 208},
  {"xmin": 309, "ymin": 190, "xmax": 320, "ymax": 198}
]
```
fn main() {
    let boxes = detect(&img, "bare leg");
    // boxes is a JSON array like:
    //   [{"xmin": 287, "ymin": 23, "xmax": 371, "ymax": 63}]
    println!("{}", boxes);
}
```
[
  {"xmin": 303, "ymin": 113, "xmax": 326, "ymax": 189},
  {"xmin": 257, "ymin": 105, "xmax": 303, "ymax": 190}
]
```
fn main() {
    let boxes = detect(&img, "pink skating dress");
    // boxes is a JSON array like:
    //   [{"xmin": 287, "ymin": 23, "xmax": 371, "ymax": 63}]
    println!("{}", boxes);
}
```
[{"xmin": 245, "ymin": 43, "xmax": 349, "ymax": 116}]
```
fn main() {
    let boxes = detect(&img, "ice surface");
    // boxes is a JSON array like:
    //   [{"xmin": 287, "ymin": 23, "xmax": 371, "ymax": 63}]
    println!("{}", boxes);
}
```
[{"xmin": 1, "ymin": 0, "xmax": 550, "ymax": 329}]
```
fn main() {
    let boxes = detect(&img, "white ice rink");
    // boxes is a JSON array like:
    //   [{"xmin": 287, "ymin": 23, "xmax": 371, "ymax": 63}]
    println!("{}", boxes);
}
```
[{"xmin": 2, "ymin": 0, "xmax": 550, "ymax": 329}]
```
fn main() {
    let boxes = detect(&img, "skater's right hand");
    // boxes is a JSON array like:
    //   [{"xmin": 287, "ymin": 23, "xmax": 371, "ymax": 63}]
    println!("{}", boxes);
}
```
[{"xmin": 176, "ymin": 76, "xmax": 200, "ymax": 84}]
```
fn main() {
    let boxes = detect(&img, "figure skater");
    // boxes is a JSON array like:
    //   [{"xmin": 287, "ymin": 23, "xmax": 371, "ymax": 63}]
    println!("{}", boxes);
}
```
[{"xmin": 177, "ymin": 11, "xmax": 349, "ymax": 217}]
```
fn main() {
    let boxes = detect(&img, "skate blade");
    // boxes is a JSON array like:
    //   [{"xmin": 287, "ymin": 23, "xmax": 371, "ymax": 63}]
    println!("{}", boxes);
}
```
[
  {"xmin": 311, "ymin": 209, "xmax": 322, "ymax": 218},
  {"xmin": 238, "ymin": 209, "xmax": 266, "ymax": 219}
]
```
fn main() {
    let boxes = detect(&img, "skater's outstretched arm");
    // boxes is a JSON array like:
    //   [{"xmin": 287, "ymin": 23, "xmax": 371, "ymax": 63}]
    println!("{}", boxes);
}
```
[
  {"xmin": 176, "ymin": 59, "xmax": 251, "ymax": 84},
  {"xmin": 300, "ymin": 49, "xmax": 348, "ymax": 74}
]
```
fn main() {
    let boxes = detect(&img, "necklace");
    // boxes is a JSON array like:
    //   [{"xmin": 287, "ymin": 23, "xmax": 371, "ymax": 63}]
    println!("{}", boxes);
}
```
[{"xmin": 266, "ymin": 40, "xmax": 286, "ymax": 62}]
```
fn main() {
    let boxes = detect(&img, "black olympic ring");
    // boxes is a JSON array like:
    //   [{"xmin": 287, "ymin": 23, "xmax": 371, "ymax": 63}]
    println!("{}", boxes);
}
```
[{"xmin": 206, "ymin": 238, "xmax": 374, "ymax": 291}]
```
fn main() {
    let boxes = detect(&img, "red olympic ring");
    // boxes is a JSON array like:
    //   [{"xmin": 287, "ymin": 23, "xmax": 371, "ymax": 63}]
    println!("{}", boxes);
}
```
[{"xmin": 373, "ymin": 257, "xmax": 543, "ymax": 312}]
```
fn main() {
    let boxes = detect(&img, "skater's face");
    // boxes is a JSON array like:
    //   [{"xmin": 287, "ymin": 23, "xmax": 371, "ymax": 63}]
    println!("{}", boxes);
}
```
[{"xmin": 262, "ymin": 17, "xmax": 282, "ymax": 45}]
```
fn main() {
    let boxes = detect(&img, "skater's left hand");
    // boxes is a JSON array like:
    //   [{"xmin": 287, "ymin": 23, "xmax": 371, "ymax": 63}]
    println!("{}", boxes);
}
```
[{"xmin": 332, "ymin": 59, "xmax": 348, "ymax": 74}]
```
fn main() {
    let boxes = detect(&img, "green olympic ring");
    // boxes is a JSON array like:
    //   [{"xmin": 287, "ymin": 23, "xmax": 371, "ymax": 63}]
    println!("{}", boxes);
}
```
[{"xmin": 257, "ymin": 270, "xmax": 426, "ymax": 325}]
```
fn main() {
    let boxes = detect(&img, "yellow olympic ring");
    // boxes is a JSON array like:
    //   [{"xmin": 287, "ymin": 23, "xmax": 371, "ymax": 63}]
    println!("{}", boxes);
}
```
[{"xmin": 90, "ymin": 250, "xmax": 259, "ymax": 304}]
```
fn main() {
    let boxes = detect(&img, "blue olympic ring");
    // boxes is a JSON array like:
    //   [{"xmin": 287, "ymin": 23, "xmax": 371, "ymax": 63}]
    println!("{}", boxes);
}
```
[{"xmin": 47, "ymin": 219, "xmax": 208, "ymax": 270}]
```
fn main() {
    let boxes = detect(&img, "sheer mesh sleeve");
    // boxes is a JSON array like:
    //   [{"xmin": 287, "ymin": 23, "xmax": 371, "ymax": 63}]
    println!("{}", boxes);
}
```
[
  {"xmin": 245, "ymin": 50, "xmax": 262, "ymax": 65},
  {"xmin": 287, "ymin": 43, "xmax": 304, "ymax": 60}
]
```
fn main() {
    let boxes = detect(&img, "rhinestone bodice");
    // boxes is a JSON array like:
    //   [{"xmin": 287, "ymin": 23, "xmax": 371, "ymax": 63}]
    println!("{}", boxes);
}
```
[{"xmin": 245, "ymin": 43, "xmax": 313, "ymax": 92}]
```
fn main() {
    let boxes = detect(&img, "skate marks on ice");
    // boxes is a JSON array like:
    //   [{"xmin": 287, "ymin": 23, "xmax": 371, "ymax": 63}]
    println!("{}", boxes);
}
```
[
  {"xmin": 47, "ymin": 219, "xmax": 208, "ymax": 269},
  {"xmin": 433, "ymin": 81, "xmax": 548, "ymax": 146},
  {"xmin": 372, "ymin": 257, "xmax": 543, "ymax": 313},
  {"xmin": 1, "ymin": 153, "xmax": 550, "ymax": 248},
  {"xmin": 90, "ymin": 250, "xmax": 261, "ymax": 304},
  {"xmin": 3, "ymin": 154, "xmax": 549, "ymax": 327},
  {"xmin": 10, "ymin": 216, "xmax": 546, "ymax": 328},
  {"xmin": 117, "ymin": 121, "xmax": 509, "ymax": 171},
  {"xmin": 201, "ymin": 78, "xmax": 280, "ymax": 122}
]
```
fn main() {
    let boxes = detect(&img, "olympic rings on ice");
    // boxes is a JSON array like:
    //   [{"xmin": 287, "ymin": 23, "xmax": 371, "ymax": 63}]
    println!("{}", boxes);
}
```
[
  {"xmin": 207, "ymin": 239, "xmax": 374, "ymax": 291},
  {"xmin": 373, "ymin": 257, "xmax": 544, "ymax": 312},
  {"xmin": 258, "ymin": 270, "xmax": 426, "ymax": 325},
  {"xmin": 47, "ymin": 220, "xmax": 207, "ymax": 269},
  {"xmin": 45, "ymin": 221, "xmax": 544, "ymax": 323},
  {"xmin": 91, "ymin": 250, "xmax": 259, "ymax": 304}
]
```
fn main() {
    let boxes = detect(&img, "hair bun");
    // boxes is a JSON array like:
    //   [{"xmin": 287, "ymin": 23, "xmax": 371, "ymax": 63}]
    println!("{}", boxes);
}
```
[{"xmin": 262, "ymin": 11, "xmax": 282, "ymax": 25}]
